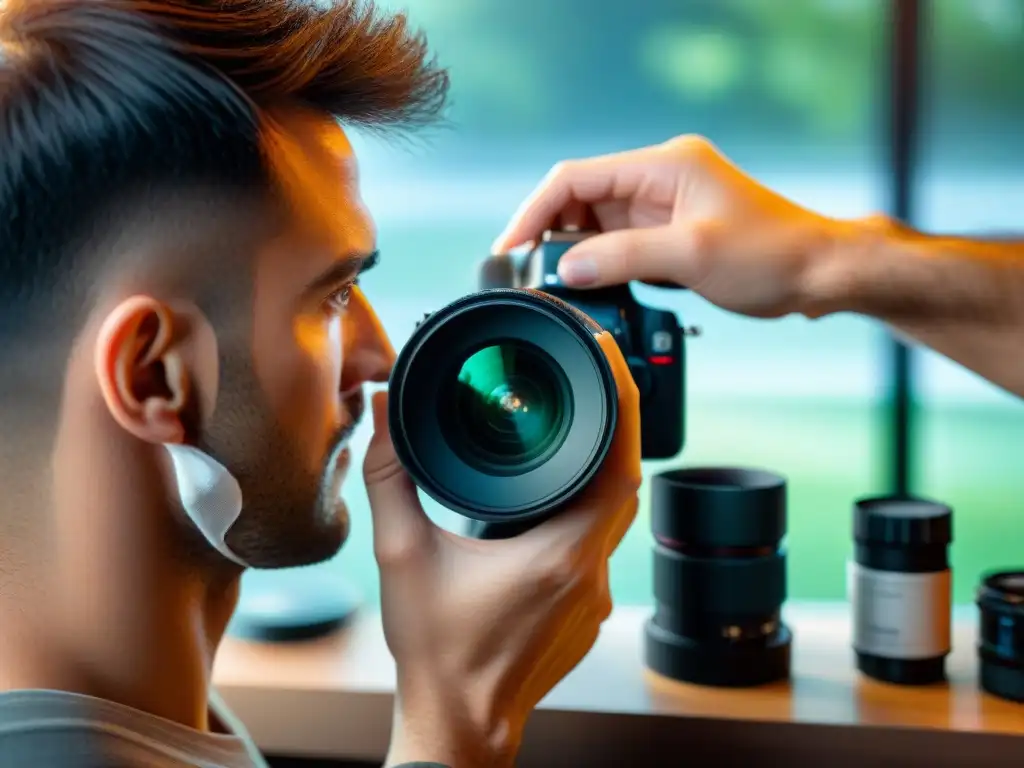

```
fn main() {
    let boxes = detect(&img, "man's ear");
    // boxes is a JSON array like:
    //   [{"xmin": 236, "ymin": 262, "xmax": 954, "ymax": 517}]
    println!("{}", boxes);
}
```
[{"xmin": 94, "ymin": 295, "xmax": 190, "ymax": 445}]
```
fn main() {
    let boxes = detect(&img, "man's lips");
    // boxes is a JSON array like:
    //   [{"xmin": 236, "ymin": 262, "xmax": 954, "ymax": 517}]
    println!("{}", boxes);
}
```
[
  {"xmin": 327, "ymin": 446, "xmax": 353, "ymax": 509},
  {"xmin": 342, "ymin": 389, "xmax": 366, "ymax": 432},
  {"xmin": 331, "ymin": 387, "xmax": 363, "ymax": 475},
  {"xmin": 335, "ymin": 446, "xmax": 352, "ymax": 469}
]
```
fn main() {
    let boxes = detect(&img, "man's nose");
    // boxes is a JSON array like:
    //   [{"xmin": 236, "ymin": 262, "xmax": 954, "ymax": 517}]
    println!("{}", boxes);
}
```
[{"xmin": 340, "ymin": 286, "xmax": 395, "ymax": 395}]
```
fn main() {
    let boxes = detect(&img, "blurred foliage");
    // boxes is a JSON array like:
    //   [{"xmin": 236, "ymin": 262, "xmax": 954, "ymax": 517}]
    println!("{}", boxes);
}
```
[{"xmin": 379, "ymin": 0, "xmax": 1024, "ymax": 143}]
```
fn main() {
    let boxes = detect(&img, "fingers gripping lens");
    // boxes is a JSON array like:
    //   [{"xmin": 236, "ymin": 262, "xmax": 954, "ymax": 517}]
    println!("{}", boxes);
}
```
[{"xmin": 446, "ymin": 342, "xmax": 571, "ymax": 471}]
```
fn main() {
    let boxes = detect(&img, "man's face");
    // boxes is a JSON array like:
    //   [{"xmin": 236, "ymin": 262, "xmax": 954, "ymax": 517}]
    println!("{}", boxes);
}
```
[{"xmin": 198, "ymin": 112, "xmax": 393, "ymax": 569}]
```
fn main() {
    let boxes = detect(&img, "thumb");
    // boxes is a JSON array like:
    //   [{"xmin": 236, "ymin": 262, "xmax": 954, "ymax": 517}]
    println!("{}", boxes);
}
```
[
  {"xmin": 557, "ymin": 224, "xmax": 699, "ymax": 289},
  {"xmin": 363, "ymin": 390, "xmax": 436, "ymax": 565}
]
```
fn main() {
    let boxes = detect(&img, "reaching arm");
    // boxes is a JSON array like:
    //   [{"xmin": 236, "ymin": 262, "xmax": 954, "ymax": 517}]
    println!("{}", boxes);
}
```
[
  {"xmin": 494, "ymin": 138, "xmax": 1024, "ymax": 399},
  {"xmin": 806, "ymin": 216, "xmax": 1024, "ymax": 398}
]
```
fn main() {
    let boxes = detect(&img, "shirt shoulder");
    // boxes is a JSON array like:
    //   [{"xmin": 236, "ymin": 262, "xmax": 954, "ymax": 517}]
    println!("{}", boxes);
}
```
[{"xmin": 0, "ymin": 688, "xmax": 266, "ymax": 768}]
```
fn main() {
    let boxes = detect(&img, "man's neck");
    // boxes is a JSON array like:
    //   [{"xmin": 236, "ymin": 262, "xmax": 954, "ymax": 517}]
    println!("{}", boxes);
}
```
[
  {"xmin": 0, "ymin": 542, "xmax": 242, "ymax": 731},
  {"xmin": 0, "ymin": 341, "xmax": 245, "ymax": 731}
]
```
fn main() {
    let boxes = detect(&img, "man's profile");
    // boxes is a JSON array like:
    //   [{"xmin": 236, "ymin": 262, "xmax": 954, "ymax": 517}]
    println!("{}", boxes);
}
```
[
  {"xmin": 0, "ymin": 2, "xmax": 641, "ymax": 764},
  {"xmin": 0, "ymin": 0, "xmax": 445, "ymax": 763}
]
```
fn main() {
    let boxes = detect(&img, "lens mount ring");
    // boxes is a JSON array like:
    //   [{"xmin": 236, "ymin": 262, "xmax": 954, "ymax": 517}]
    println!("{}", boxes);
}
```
[{"xmin": 389, "ymin": 289, "xmax": 618, "ymax": 524}]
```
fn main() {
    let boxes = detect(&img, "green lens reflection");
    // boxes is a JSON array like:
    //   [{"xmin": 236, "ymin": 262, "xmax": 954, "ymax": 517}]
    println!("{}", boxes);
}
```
[{"xmin": 448, "ymin": 342, "xmax": 568, "ymax": 469}]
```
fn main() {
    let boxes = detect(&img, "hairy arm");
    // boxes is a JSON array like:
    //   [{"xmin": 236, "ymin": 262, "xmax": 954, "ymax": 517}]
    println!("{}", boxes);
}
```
[{"xmin": 805, "ymin": 217, "xmax": 1024, "ymax": 398}]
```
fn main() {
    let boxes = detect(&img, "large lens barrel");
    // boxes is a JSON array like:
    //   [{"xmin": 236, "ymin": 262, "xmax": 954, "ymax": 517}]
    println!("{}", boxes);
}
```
[
  {"xmin": 644, "ymin": 467, "xmax": 792, "ymax": 687},
  {"xmin": 977, "ymin": 570, "xmax": 1024, "ymax": 703},
  {"xmin": 389, "ymin": 289, "xmax": 618, "ymax": 529}
]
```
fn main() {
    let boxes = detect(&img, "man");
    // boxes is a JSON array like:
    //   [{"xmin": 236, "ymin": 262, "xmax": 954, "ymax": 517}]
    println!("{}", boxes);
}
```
[
  {"xmin": 494, "ymin": 136, "xmax": 1024, "ymax": 399},
  {"xmin": 0, "ymin": 2, "xmax": 641, "ymax": 767}
]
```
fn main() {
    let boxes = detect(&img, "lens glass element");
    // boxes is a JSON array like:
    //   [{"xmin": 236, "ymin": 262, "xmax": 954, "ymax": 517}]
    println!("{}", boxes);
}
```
[{"xmin": 444, "ymin": 341, "xmax": 570, "ymax": 472}]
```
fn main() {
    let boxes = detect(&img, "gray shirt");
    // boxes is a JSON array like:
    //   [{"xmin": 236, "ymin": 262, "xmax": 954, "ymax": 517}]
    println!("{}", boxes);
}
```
[
  {"xmin": 0, "ymin": 688, "xmax": 267, "ymax": 768},
  {"xmin": 0, "ymin": 689, "xmax": 451, "ymax": 768}
]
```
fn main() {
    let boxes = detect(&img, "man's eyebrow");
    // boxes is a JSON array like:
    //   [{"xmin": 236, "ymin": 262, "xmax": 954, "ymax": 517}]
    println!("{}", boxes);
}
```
[{"xmin": 305, "ymin": 249, "xmax": 379, "ymax": 295}]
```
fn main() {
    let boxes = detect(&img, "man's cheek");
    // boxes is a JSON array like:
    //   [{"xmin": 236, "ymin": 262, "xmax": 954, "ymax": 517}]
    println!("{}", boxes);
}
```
[{"xmin": 327, "ymin": 314, "xmax": 342, "ymax": 350}]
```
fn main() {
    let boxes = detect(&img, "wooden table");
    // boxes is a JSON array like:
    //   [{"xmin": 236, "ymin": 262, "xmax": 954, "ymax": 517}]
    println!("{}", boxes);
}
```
[{"xmin": 213, "ymin": 603, "xmax": 1024, "ymax": 766}]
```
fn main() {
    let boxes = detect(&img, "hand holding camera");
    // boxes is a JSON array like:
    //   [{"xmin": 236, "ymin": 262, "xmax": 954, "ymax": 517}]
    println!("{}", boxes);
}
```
[
  {"xmin": 491, "ymin": 135, "xmax": 843, "ymax": 321},
  {"xmin": 365, "ymin": 333, "xmax": 641, "ymax": 767}
]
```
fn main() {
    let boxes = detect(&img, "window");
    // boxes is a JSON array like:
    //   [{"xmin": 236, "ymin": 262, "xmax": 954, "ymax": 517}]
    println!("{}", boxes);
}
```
[
  {"xmin": 915, "ymin": 0, "xmax": 1024, "ymax": 604},
  {"xmin": 241, "ymin": 0, "xmax": 890, "ymax": 609}
]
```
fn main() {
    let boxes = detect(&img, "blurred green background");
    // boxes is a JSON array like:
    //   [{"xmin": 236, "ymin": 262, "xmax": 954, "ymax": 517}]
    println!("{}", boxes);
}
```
[{"xmin": 242, "ymin": 0, "xmax": 1024, "ymax": 609}]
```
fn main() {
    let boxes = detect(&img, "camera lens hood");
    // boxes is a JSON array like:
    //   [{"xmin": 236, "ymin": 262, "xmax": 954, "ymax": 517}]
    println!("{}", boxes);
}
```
[
  {"xmin": 389, "ymin": 289, "xmax": 618, "ymax": 525},
  {"xmin": 651, "ymin": 467, "xmax": 787, "ymax": 552}
]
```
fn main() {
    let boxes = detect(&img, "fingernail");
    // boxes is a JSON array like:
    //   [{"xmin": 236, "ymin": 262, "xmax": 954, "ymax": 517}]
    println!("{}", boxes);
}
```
[{"xmin": 558, "ymin": 257, "xmax": 598, "ymax": 286}]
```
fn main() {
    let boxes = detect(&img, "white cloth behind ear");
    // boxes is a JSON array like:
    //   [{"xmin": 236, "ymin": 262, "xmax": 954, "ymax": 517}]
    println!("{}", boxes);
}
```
[{"xmin": 163, "ymin": 443, "xmax": 247, "ymax": 567}]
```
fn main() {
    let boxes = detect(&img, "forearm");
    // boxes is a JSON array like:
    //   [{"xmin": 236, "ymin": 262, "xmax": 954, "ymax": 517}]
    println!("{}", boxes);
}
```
[{"xmin": 804, "ymin": 215, "xmax": 1024, "ymax": 398}]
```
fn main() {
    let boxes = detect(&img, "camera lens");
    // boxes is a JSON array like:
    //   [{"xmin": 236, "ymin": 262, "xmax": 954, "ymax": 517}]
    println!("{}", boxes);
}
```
[
  {"xmin": 443, "ymin": 342, "xmax": 570, "ymax": 473},
  {"xmin": 848, "ymin": 496, "xmax": 952, "ymax": 685},
  {"xmin": 643, "ymin": 467, "xmax": 792, "ymax": 688},
  {"xmin": 389, "ymin": 288, "xmax": 617, "ymax": 527},
  {"xmin": 977, "ymin": 570, "xmax": 1024, "ymax": 703}
]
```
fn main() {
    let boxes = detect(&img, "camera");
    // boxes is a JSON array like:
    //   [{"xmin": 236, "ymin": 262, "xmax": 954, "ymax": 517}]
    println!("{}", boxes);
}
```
[
  {"xmin": 387, "ymin": 229, "xmax": 688, "ymax": 538},
  {"xmin": 389, "ymin": 288, "xmax": 618, "ymax": 536},
  {"xmin": 479, "ymin": 228, "xmax": 686, "ymax": 459}
]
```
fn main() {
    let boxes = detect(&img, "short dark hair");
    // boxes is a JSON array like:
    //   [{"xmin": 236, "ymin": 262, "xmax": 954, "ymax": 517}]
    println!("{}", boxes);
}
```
[{"xmin": 0, "ymin": 0, "xmax": 448, "ymax": 340}]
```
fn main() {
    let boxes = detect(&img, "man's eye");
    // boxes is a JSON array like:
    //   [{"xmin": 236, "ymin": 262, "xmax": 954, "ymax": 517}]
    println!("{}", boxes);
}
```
[{"xmin": 323, "ymin": 283, "xmax": 354, "ymax": 313}]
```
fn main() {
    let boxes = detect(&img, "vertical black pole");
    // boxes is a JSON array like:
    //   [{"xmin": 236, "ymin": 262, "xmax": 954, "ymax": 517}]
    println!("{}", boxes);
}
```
[{"xmin": 884, "ymin": 0, "xmax": 922, "ymax": 497}]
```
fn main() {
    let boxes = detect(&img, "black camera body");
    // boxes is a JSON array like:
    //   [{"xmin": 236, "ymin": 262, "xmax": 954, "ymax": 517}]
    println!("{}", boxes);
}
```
[{"xmin": 481, "ymin": 229, "xmax": 685, "ymax": 459}]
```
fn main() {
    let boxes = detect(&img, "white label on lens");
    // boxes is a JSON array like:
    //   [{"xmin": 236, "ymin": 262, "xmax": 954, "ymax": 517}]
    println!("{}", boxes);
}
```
[{"xmin": 847, "ymin": 561, "xmax": 952, "ymax": 659}]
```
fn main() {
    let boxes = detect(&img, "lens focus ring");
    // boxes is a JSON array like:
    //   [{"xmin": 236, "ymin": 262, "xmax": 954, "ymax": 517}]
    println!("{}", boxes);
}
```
[{"xmin": 652, "ymin": 544, "xmax": 786, "ymax": 616}]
